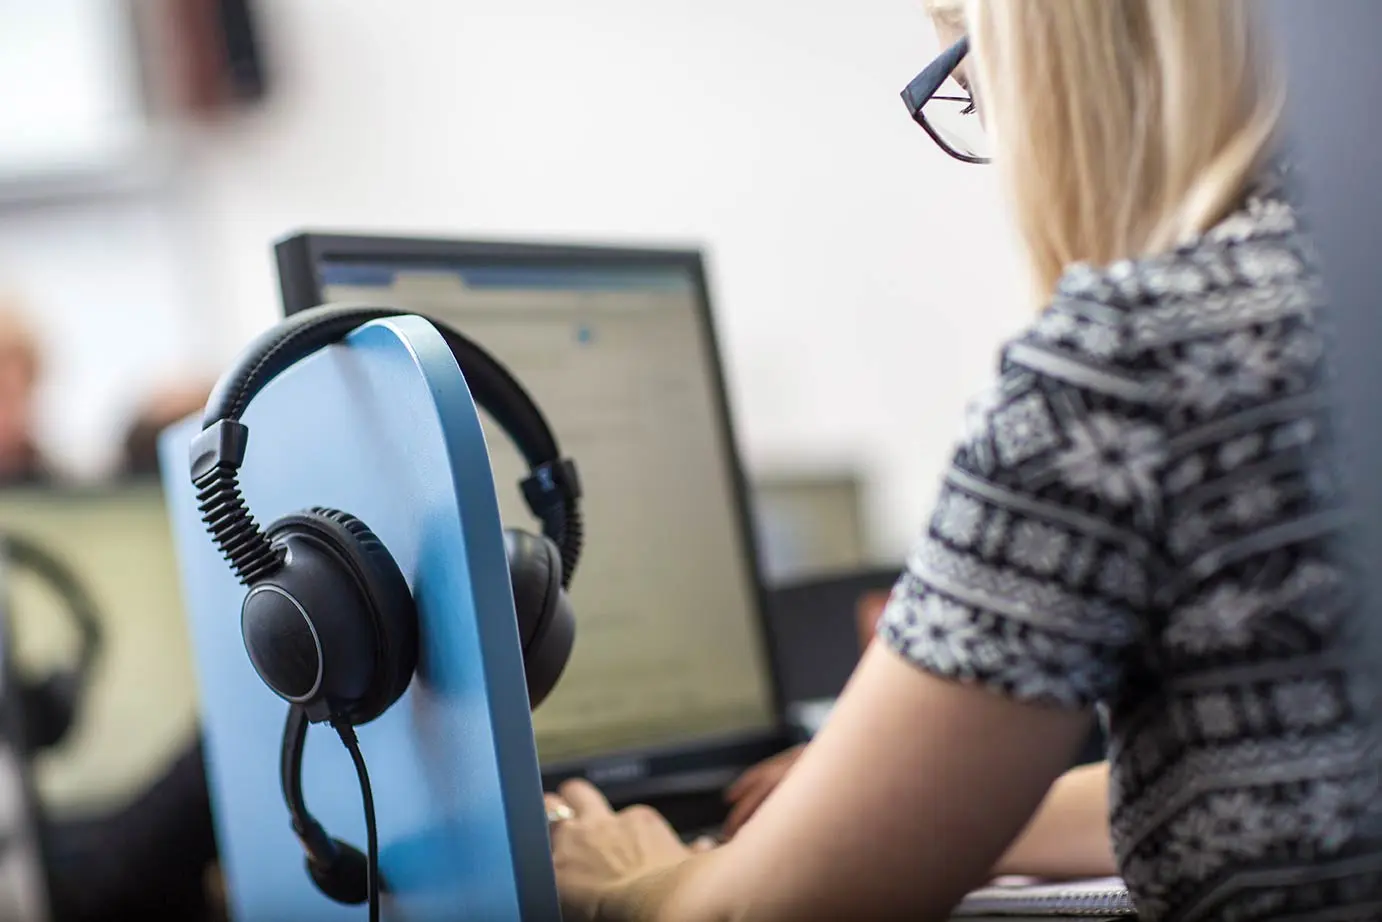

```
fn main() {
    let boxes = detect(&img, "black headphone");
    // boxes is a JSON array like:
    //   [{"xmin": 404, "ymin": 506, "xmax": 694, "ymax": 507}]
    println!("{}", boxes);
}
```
[
  {"xmin": 0, "ymin": 532, "xmax": 104, "ymax": 752},
  {"xmin": 189, "ymin": 304, "xmax": 583, "ymax": 915}
]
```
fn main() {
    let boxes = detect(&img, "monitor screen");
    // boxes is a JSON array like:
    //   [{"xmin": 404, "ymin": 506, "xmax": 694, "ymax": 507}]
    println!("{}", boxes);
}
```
[
  {"xmin": 314, "ymin": 256, "xmax": 779, "ymax": 764},
  {"xmin": 753, "ymin": 473, "xmax": 870, "ymax": 585},
  {"xmin": 0, "ymin": 484, "xmax": 199, "ymax": 811}
]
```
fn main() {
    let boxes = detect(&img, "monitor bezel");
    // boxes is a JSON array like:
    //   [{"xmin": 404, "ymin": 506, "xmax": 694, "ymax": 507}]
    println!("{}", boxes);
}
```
[{"xmin": 273, "ymin": 231, "xmax": 793, "ymax": 800}]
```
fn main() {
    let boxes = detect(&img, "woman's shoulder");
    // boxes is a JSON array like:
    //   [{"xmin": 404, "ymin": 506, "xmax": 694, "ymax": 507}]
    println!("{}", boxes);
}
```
[
  {"xmin": 960, "ymin": 191, "xmax": 1321, "ymax": 454},
  {"xmin": 995, "ymin": 191, "xmax": 1325, "ymax": 451},
  {"xmin": 1025, "ymin": 192, "xmax": 1317, "ymax": 367},
  {"xmin": 875, "ymin": 189, "xmax": 1334, "ymax": 713}
]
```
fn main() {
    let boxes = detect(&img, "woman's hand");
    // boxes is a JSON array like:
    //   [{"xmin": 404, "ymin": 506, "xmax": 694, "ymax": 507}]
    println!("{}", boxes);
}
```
[
  {"xmin": 547, "ymin": 780, "xmax": 695, "ymax": 922},
  {"xmin": 723, "ymin": 744, "xmax": 805, "ymax": 837}
]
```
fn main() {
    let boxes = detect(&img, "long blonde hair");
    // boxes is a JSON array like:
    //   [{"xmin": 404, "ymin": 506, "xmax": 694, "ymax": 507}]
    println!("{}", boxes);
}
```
[
  {"xmin": 924, "ymin": 0, "xmax": 965, "ymax": 30},
  {"xmin": 962, "ymin": 0, "xmax": 1284, "ymax": 302}
]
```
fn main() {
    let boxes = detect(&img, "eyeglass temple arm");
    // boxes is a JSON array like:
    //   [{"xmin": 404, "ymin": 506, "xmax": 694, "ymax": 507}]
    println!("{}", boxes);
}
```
[{"xmin": 900, "ymin": 35, "xmax": 971, "ymax": 117}]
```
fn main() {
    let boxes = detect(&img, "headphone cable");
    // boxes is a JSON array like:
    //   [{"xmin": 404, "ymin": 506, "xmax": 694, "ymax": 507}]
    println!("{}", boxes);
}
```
[{"xmin": 332, "ymin": 721, "xmax": 380, "ymax": 922}]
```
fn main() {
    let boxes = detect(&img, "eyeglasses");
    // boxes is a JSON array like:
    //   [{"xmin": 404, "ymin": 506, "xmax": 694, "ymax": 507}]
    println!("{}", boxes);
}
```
[{"xmin": 901, "ymin": 36, "xmax": 989, "ymax": 165}]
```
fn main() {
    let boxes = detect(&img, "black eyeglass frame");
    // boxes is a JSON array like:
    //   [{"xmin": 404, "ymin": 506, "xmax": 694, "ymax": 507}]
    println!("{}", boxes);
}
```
[{"xmin": 900, "ymin": 36, "xmax": 989, "ymax": 165}]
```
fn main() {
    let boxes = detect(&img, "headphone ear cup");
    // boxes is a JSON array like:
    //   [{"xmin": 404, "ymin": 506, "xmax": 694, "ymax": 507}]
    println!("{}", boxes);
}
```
[
  {"xmin": 18, "ymin": 670, "xmax": 78, "ymax": 751},
  {"xmin": 503, "ymin": 529, "xmax": 575, "ymax": 709},
  {"xmin": 523, "ymin": 588, "xmax": 573, "ymax": 711},
  {"xmin": 247, "ymin": 509, "xmax": 418, "ymax": 726},
  {"xmin": 301, "ymin": 507, "xmax": 418, "ymax": 723},
  {"xmin": 504, "ymin": 529, "xmax": 559, "ymax": 651}
]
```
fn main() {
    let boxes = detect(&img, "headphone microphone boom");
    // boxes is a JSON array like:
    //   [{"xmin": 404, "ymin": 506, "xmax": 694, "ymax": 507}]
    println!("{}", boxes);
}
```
[{"xmin": 190, "ymin": 305, "xmax": 583, "ymax": 917}]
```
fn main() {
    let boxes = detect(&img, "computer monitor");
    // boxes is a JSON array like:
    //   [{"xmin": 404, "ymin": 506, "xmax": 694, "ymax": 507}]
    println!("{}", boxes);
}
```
[
  {"xmin": 0, "ymin": 483, "xmax": 199, "ymax": 813},
  {"xmin": 276, "ymin": 234, "xmax": 789, "ymax": 802},
  {"xmin": 753, "ymin": 471, "xmax": 870, "ymax": 585}
]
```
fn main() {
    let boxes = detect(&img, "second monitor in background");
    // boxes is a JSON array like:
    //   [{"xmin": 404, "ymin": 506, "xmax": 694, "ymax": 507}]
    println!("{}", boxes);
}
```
[
  {"xmin": 0, "ymin": 484, "xmax": 197, "ymax": 813},
  {"xmin": 752, "ymin": 471, "xmax": 871, "ymax": 586},
  {"xmin": 276, "ymin": 234, "xmax": 792, "ymax": 807}
]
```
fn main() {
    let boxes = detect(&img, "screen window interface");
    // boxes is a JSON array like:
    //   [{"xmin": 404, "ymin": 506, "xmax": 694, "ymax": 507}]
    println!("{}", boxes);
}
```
[{"xmin": 320, "ymin": 261, "xmax": 777, "ymax": 762}]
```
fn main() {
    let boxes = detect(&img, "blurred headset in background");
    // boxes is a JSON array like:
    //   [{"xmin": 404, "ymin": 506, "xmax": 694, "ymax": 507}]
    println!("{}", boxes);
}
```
[{"xmin": 0, "ymin": 533, "xmax": 104, "ymax": 753}]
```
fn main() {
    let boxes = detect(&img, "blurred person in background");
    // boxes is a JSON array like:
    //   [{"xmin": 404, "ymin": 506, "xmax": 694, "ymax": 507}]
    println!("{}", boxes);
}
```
[
  {"xmin": 543, "ymin": 1, "xmax": 1382, "ymax": 920},
  {"xmin": 0, "ymin": 298, "xmax": 51, "ymax": 485},
  {"xmin": 118, "ymin": 379, "xmax": 214, "ymax": 477}
]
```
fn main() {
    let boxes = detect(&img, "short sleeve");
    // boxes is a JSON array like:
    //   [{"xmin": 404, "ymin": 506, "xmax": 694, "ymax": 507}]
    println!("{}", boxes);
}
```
[{"xmin": 878, "ymin": 303, "xmax": 1164, "ymax": 709}]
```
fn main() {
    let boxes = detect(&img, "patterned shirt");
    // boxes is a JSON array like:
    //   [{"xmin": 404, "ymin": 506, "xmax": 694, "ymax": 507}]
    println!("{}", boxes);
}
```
[{"xmin": 878, "ymin": 186, "xmax": 1382, "ymax": 921}]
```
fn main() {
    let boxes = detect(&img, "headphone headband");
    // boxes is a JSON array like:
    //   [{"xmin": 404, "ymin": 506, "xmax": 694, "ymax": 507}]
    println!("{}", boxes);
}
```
[
  {"xmin": 1, "ymin": 533, "xmax": 103, "ymax": 680},
  {"xmin": 0, "ymin": 531, "xmax": 105, "ymax": 752},
  {"xmin": 191, "ymin": 304, "xmax": 583, "ymax": 587}
]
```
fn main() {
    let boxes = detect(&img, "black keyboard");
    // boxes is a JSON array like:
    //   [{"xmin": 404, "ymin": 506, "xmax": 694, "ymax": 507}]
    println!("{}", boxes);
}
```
[{"xmin": 611, "ymin": 788, "xmax": 729, "ymax": 846}]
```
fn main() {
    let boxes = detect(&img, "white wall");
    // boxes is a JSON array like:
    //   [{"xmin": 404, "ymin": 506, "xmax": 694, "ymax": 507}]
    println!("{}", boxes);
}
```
[
  {"xmin": 0, "ymin": 0, "xmax": 203, "ymax": 477},
  {"xmin": 0, "ymin": 192, "xmax": 210, "ymax": 477},
  {"xmin": 2, "ymin": 0, "xmax": 1030, "ymax": 558}
]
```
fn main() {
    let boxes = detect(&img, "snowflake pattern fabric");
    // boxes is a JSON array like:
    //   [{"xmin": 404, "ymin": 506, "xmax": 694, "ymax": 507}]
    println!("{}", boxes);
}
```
[{"xmin": 878, "ymin": 189, "xmax": 1382, "ymax": 920}]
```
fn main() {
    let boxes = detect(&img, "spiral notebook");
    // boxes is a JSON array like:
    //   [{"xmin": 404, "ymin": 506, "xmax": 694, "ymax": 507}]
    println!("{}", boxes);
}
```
[{"xmin": 952, "ymin": 877, "xmax": 1136, "ymax": 917}]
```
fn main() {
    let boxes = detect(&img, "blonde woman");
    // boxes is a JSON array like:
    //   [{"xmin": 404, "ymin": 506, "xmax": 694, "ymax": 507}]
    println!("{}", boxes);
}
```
[{"xmin": 546, "ymin": 2, "xmax": 1381, "ymax": 920}]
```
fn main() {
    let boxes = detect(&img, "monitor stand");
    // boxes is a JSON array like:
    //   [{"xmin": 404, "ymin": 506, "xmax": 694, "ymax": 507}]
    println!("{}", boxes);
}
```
[{"xmin": 159, "ymin": 316, "xmax": 559, "ymax": 920}]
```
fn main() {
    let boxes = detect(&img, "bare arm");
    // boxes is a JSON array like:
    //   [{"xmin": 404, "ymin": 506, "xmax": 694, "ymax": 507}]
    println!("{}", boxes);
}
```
[
  {"xmin": 555, "ymin": 341, "xmax": 1151, "ymax": 922},
  {"xmin": 723, "ymin": 750, "xmax": 1113, "ymax": 879},
  {"xmin": 610, "ymin": 643, "xmax": 1094, "ymax": 922},
  {"xmin": 993, "ymin": 761, "xmax": 1115, "ymax": 879}
]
